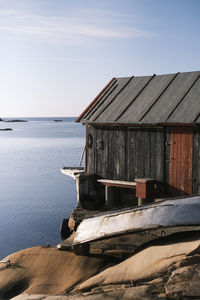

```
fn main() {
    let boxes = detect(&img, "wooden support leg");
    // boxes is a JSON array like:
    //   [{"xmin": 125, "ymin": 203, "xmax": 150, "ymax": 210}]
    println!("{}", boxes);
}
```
[
  {"xmin": 105, "ymin": 186, "xmax": 115, "ymax": 208},
  {"xmin": 138, "ymin": 197, "xmax": 145, "ymax": 206},
  {"xmin": 105, "ymin": 185, "xmax": 109, "ymax": 206}
]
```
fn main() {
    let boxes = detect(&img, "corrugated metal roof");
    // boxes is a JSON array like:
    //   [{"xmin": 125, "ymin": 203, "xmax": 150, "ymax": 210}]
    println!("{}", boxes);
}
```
[{"xmin": 76, "ymin": 71, "xmax": 200, "ymax": 124}]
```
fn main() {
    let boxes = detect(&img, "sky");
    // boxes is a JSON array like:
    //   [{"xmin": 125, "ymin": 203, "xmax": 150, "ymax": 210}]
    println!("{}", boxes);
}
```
[{"xmin": 0, "ymin": 0, "xmax": 200, "ymax": 117}]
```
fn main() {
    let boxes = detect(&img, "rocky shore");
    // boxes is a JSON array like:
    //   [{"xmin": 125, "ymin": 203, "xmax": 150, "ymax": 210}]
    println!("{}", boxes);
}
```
[{"xmin": 1, "ymin": 232, "xmax": 200, "ymax": 299}]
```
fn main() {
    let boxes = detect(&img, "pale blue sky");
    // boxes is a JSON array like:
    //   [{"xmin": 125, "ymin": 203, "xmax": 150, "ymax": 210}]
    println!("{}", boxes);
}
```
[{"xmin": 0, "ymin": 0, "xmax": 200, "ymax": 117}]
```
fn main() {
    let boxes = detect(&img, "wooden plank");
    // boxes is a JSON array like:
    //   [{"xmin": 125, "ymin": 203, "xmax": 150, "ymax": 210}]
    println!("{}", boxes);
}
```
[
  {"xmin": 169, "ymin": 126, "xmax": 193, "ymax": 196},
  {"xmin": 197, "ymin": 129, "xmax": 200, "ymax": 193},
  {"xmin": 61, "ymin": 167, "xmax": 85, "ymax": 179},
  {"xmin": 102, "ymin": 129, "xmax": 109, "ymax": 178},
  {"xmin": 187, "ymin": 127, "xmax": 193, "ymax": 194},
  {"xmin": 126, "ymin": 129, "xmax": 134, "ymax": 181},
  {"xmin": 95, "ymin": 127, "xmax": 109, "ymax": 178},
  {"xmin": 193, "ymin": 127, "xmax": 200, "ymax": 193},
  {"xmin": 98, "ymin": 179, "xmax": 136, "ymax": 187},
  {"xmin": 108, "ymin": 129, "xmax": 114, "ymax": 179},
  {"xmin": 145, "ymin": 129, "xmax": 151, "ymax": 177},
  {"xmin": 106, "ymin": 128, "xmax": 125, "ymax": 179},
  {"xmin": 96, "ymin": 127, "xmax": 102, "ymax": 176},
  {"xmin": 85, "ymin": 125, "xmax": 89, "ymax": 173},
  {"xmin": 87, "ymin": 126, "xmax": 96, "ymax": 174},
  {"xmin": 135, "ymin": 129, "xmax": 152, "ymax": 179},
  {"xmin": 164, "ymin": 127, "xmax": 171, "ymax": 195},
  {"xmin": 156, "ymin": 129, "xmax": 165, "ymax": 182}
]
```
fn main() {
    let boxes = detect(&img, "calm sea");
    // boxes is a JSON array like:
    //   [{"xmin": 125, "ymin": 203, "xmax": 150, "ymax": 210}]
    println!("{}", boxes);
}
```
[{"xmin": 0, "ymin": 117, "xmax": 85, "ymax": 259}]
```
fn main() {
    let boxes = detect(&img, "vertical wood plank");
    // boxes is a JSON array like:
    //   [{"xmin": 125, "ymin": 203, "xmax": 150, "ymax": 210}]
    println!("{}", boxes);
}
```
[
  {"xmin": 127, "ymin": 129, "xmax": 136, "ymax": 181},
  {"xmin": 87, "ymin": 126, "xmax": 96, "ymax": 174},
  {"xmin": 112, "ymin": 129, "xmax": 126, "ymax": 180},
  {"xmin": 169, "ymin": 126, "xmax": 193, "ymax": 196},
  {"xmin": 193, "ymin": 127, "xmax": 200, "ymax": 193}
]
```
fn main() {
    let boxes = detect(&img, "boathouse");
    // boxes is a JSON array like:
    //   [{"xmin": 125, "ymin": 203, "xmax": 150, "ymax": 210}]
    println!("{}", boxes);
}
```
[{"xmin": 63, "ymin": 71, "xmax": 200, "ymax": 210}]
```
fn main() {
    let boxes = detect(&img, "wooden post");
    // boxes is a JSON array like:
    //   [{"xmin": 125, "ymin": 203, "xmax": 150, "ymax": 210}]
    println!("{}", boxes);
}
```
[
  {"xmin": 135, "ymin": 178, "xmax": 157, "ymax": 206},
  {"xmin": 138, "ymin": 197, "xmax": 144, "ymax": 206},
  {"xmin": 105, "ymin": 186, "xmax": 115, "ymax": 208},
  {"xmin": 105, "ymin": 185, "xmax": 109, "ymax": 205}
]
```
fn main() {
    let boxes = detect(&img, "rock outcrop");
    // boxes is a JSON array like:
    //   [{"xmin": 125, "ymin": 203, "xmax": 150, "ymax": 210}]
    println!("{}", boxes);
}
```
[
  {"xmin": 2, "ymin": 235, "xmax": 200, "ymax": 299},
  {"xmin": 0, "ymin": 246, "xmax": 111, "ymax": 299}
]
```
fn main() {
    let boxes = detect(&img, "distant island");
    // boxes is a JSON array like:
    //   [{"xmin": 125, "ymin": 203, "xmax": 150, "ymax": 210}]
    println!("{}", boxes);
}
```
[
  {"xmin": 0, "ymin": 128, "xmax": 13, "ymax": 131},
  {"xmin": 3, "ymin": 119, "xmax": 28, "ymax": 123},
  {"xmin": 54, "ymin": 119, "xmax": 63, "ymax": 122}
]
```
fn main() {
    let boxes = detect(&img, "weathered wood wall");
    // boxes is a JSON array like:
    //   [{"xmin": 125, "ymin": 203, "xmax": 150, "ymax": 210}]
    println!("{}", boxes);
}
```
[
  {"xmin": 193, "ymin": 126, "xmax": 200, "ymax": 194},
  {"xmin": 86, "ymin": 125, "xmax": 165, "ymax": 182},
  {"xmin": 86, "ymin": 124, "xmax": 200, "ymax": 196}
]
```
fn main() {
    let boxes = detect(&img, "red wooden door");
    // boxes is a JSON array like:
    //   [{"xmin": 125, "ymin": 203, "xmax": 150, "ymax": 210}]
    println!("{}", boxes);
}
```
[{"xmin": 169, "ymin": 126, "xmax": 193, "ymax": 196}]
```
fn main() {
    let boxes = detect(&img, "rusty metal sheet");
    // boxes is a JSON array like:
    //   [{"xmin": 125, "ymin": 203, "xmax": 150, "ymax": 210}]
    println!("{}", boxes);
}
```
[{"xmin": 73, "ymin": 195, "xmax": 200, "ymax": 245}]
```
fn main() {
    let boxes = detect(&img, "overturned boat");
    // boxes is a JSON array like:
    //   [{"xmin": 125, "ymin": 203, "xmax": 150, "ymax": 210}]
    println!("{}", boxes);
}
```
[{"xmin": 71, "ymin": 195, "xmax": 200, "ymax": 254}]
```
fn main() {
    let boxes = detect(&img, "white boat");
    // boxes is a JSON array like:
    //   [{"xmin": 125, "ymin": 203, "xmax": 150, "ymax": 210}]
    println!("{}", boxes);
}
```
[{"xmin": 73, "ymin": 195, "xmax": 200, "ymax": 246}]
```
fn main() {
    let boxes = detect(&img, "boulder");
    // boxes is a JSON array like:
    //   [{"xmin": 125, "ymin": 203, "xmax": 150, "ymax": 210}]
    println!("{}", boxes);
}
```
[{"xmin": 165, "ymin": 263, "xmax": 200, "ymax": 298}]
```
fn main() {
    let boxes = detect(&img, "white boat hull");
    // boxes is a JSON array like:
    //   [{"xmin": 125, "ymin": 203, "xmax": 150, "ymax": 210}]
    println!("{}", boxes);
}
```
[{"xmin": 73, "ymin": 196, "xmax": 200, "ymax": 245}]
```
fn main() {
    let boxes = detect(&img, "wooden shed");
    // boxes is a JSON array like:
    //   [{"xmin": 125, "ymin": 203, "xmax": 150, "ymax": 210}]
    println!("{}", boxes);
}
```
[{"xmin": 65, "ymin": 71, "xmax": 200, "ymax": 210}]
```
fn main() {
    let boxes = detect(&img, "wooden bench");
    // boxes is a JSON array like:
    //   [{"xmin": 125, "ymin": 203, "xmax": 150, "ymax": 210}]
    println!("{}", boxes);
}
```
[
  {"xmin": 97, "ymin": 179, "xmax": 137, "ymax": 207},
  {"xmin": 98, "ymin": 178, "xmax": 156, "ymax": 206},
  {"xmin": 97, "ymin": 179, "xmax": 137, "ymax": 188}
]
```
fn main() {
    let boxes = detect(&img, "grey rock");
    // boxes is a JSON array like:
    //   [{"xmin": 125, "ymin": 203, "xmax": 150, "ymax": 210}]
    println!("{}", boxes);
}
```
[{"xmin": 165, "ymin": 263, "xmax": 200, "ymax": 298}]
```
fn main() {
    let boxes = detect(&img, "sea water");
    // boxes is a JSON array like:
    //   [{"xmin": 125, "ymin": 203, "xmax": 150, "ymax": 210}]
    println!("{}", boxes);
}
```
[{"xmin": 0, "ymin": 117, "xmax": 85, "ymax": 259}]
